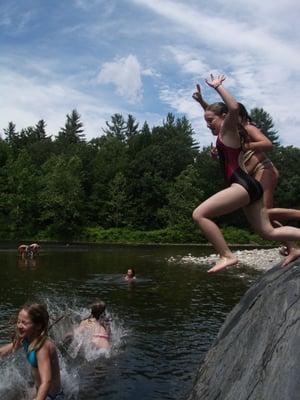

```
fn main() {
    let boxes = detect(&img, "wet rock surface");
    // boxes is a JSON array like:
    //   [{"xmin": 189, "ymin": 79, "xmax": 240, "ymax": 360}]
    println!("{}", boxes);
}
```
[{"xmin": 187, "ymin": 258, "xmax": 300, "ymax": 400}]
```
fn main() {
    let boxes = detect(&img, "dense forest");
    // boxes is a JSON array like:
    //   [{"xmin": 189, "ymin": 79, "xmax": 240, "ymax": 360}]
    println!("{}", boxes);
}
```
[{"xmin": 1, "ymin": 108, "xmax": 299, "ymax": 244}]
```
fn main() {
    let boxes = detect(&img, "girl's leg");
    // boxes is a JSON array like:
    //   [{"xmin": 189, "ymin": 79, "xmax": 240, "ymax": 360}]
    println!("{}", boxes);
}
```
[
  {"xmin": 254, "ymin": 165, "xmax": 278, "ymax": 209},
  {"xmin": 268, "ymin": 208, "xmax": 300, "ymax": 222},
  {"xmin": 244, "ymin": 203, "xmax": 300, "ymax": 266},
  {"xmin": 255, "ymin": 167, "xmax": 299, "ymax": 255},
  {"xmin": 193, "ymin": 184, "xmax": 250, "ymax": 272}
]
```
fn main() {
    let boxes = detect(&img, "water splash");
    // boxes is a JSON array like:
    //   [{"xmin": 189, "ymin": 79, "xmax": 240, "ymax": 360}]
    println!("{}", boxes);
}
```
[
  {"xmin": 0, "ymin": 354, "xmax": 33, "ymax": 400},
  {"xmin": 0, "ymin": 296, "xmax": 128, "ymax": 399}
]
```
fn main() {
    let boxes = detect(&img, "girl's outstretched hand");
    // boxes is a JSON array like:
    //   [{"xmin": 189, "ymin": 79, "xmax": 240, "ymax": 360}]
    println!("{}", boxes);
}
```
[
  {"xmin": 205, "ymin": 74, "xmax": 225, "ymax": 89},
  {"xmin": 192, "ymin": 84, "xmax": 202, "ymax": 102}
]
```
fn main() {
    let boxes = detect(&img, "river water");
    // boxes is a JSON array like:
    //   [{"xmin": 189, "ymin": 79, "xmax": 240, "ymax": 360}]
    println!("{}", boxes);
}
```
[{"xmin": 0, "ymin": 244, "xmax": 265, "ymax": 400}]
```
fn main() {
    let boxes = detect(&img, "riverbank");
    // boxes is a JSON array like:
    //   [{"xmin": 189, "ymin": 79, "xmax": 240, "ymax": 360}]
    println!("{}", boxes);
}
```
[{"xmin": 168, "ymin": 247, "xmax": 285, "ymax": 271}]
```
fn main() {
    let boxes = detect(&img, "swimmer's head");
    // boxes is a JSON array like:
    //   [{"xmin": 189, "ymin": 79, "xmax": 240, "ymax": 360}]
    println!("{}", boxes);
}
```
[
  {"xmin": 91, "ymin": 301, "xmax": 106, "ymax": 320},
  {"xmin": 127, "ymin": 268, "xmax": 135, "ymax": 278},
  {"xmin": 17, "ymin": 303, "xmax": 49, "ymax": 341}
]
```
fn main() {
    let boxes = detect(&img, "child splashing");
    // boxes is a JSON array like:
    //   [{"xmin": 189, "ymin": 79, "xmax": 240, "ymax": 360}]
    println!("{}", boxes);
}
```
[
  {"xmin": 67, "ymin": 301, "xmax": 112, "ymax": 361},
  {"xmin": 0, "ymin": 303, "xmax": 64, "ymax": 400}
]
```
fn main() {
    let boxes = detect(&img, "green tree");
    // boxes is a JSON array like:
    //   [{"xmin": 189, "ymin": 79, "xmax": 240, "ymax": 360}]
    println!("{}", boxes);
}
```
[
  {"xmin": 38, "ymin": 155, "xmax": 84, "ymax": 239},
  {"xmin": 163, "ymin": 164, "xmax": 204, "ymax": 231},
  {"xmin": 103, "ymin": 113, "xmax": 127, "ymax": 140},
  {"xmin": 250, "ymin": 107, "xmax": 280, "ymax": 145},
  {"xmin": 105, "ymin": 172, "xmax": 128, "ymax": 227},
  {"xmin": 1, "ymin": 150, "xmax": 40, "ymax": 238},
  {"xmin": 56, "ymin": 109, "xmax": 85, "ymax": 146},
  {"xmin": 270, "ymin": 146, "xmax": 300, "ymax": 210},
  {"xmin": 33, "ymin": 119, "xmax": 50, "ymax": 141},
  {"xmin": 4, "ymin": 122, "xmax": 20, "ymax": 156},
  {"xmin": 126, "ymin": 114, "xmax": 139, "ymax": 138}
]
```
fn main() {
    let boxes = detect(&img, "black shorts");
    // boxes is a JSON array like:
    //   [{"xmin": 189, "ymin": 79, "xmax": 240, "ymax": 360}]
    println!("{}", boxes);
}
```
[{"xmin": 230, "ymin": 168, "xmax": 263, "ymax": 204}]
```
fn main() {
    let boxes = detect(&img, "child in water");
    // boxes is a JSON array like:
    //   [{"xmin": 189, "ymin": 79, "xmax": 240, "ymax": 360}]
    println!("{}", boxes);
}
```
[
  {"xmin": 124, "ymin": 268, "xmax": 136, "ymax": 281},
  {"xmin": 0, "ymin": 303, "xmax": 63, "ymax": 400},
  {"xmin": 74, "ymin": 301, "xmax": 110, "ymax": 350}
]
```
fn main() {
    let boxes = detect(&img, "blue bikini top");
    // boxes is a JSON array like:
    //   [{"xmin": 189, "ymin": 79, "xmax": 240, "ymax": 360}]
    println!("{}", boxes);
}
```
[{"xmin": 22, "ymin": 339, "xmax": 38, "ymax": 368}]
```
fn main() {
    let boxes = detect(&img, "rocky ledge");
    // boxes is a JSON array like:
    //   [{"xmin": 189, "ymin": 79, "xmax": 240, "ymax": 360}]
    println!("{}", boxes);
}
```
[{"xmin": 187, "ymin": 258, "xmax": 300, "ymax": 400}]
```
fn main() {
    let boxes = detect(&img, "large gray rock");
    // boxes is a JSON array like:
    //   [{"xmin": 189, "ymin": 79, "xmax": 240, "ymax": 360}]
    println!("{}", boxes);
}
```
[{"xmin": 187, "ymin": 259, "xmax": 300, "ymax": 400}]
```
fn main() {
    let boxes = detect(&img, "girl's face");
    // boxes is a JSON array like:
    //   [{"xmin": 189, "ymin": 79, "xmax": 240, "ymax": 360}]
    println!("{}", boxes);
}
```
[
  {"xmin": 204, "ymin": 111, "xmax": 224, "ymax": 136},
  {"xmin": 127, "ymin": 269, "xmax": 134, "ymax": 278},
  {"xmin": 17, "ymin": 309, "xmax": 39, "ymax": 341}
]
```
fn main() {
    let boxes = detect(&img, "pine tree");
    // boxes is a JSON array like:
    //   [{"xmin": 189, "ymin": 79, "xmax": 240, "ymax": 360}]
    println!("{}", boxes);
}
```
[
  {"xmin": 250, "ymin": 107, "xmax": 280, "ymax": 145},
  {"xmin": 56, "ymin": 109, "xmax": 85, "ymax": 145},
  {"xmin": 103, "ymin": 113, "xmax": 127, "ymax": 140},
  {"xmin": 126, "ymin": 114, "xmax": 139, "ymax": 138},
  {"xmin": 33, "ymin": 119, "xmax": 50, "ymax": 141}
]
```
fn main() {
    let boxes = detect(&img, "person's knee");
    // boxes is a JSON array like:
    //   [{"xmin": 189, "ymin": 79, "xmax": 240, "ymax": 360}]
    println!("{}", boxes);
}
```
[
  {"xmin": 255, "ymin": 226, "xmax": 273, "ymax": 240},
  {"xmin": 192, "ymin": 207, "xmax": 206, "ymax": 224},
  {"xmin": 192, "ymin": 208, "xmax": 199, "ymax": 222}
]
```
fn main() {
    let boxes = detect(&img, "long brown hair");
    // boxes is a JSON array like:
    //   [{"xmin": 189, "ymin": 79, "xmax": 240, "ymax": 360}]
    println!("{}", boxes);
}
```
[{"xmin": 206, "ymin": 102, "xmax": 228, "ymax": 116}]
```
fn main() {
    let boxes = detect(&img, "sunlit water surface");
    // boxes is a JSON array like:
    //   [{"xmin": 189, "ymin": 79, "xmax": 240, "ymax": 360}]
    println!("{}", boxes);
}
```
[{"xmin": 0, "ymin": 244, "xmax": 262, "ymax": 400}]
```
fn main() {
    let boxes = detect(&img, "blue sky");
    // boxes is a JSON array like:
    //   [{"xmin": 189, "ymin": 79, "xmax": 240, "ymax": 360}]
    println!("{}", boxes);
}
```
[{"xmin": 0, "ymin": 0, "xmax": 299, "ymax": 147}]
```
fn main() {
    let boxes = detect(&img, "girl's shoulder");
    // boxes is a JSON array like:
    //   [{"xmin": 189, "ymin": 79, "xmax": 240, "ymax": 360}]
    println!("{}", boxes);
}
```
[{"xmin": 39, "ymin": 337, "xmax": 57, "ymax": 353}]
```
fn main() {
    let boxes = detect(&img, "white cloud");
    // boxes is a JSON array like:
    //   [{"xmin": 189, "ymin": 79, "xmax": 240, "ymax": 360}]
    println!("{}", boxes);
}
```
[
  {"xmin": 165, "ymin": 46, "xmax": 209, "ymax": 76},
  {"xmin": 131, "ymin": 0, "xmax": 300, "ymax": 69},
  {"xmin": 97, "ymin": 55, "xmax": 144, "ymax": 104},
  {"xmin": 159, "ymin": 85, "xmax": 213, "ymax": 145},
  {"xmin": 0, "ymin": 62, "xmax": 117, "ymax": 140}
]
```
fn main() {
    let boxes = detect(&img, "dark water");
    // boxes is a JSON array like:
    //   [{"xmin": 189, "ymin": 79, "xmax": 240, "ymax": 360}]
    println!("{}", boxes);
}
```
[{"xmin": 0, "ymin": 244, "xmax": 261, "ymax": 400}]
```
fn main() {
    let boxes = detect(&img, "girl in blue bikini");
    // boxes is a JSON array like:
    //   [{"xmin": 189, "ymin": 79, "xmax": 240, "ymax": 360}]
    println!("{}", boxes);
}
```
[{"xmin": 0, "ymin": 303, "xmax": 63, "ymax": 400}]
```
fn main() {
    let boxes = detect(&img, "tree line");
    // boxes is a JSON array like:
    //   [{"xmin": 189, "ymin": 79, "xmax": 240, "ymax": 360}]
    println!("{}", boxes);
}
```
[{"xmin": 0, "ymin": 108, "xmax": 299, "ymax": 242}]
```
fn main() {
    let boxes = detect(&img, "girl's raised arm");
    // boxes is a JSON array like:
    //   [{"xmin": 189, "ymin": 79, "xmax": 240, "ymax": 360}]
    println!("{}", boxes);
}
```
[
  {"xmin": 192, "ymin": 84, "xmax": 209, "ymax": 111},
  {"xmin": 205, "ymin": 74, "xmax": 239, "ymax": 143}
]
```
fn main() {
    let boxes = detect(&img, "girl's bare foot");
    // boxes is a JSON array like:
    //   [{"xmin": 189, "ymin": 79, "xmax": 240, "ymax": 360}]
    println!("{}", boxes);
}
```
[
  {"xmin": 208, "ymin": 256, "xmax": 238, "ymax": 273},
  {"xmin": 282, "ymin": 248, "xmax": 300, "ymax": 267}
]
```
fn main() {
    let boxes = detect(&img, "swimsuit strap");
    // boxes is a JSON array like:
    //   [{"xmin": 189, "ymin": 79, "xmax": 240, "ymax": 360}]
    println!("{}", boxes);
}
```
[
  {"xmin": 22, "ymin": 339, "xmax": 38, "ymax": 368},
  {"xmin": 93, "ymin": 334, "xmax": 109, "ymax": 339}
]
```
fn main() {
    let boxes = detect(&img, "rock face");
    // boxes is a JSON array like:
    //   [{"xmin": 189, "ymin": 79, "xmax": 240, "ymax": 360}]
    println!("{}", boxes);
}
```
[{"xmin": 187, "ymin": 259, "xmax": 300, "ymax": 400}]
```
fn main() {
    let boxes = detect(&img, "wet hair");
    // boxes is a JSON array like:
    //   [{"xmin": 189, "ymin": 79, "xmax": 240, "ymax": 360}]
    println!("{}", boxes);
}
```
[
  {"xmin": 90, "ymin": 301, "xmax": 106, "ymax": 320},
  {"xmin": 22, "ymin": 303, "xmax": 49, "ymax": 332},
  {"xmin": 238, "ymin": 102, "xmax": 253, "ymax": 124},
  {"xmin": 14, "ymin": 303, "xmax": 49, "ymax": 351},
  {"xmin": 206, "ymin": 102, "xmax": 250, "ymax": 145},
  {"xmin": 127, "ymin": 268, "xmax": 135, "ymax": 277},
  {"xmin": 206, "ymin": 102, "xmax": 228, "ymax": 116},
  {"xmin": 89, "ymin": 301, "xmax": 111, "ymax": 334}
]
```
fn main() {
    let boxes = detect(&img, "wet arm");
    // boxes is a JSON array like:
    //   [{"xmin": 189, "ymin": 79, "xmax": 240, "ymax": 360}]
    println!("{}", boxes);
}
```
[
  {"xmin": 35, "ymin": 347, "xmax": 52, "ymax": 400},
  {"xmin": 244, "ymin": 124, "xmax": 273, "ymax": 152},
  {"xmin": 0, "ymin": 342, "xmax": 14, "ymax": 356},
  {"xmin": 206, "ymin": 74, "xmax": 239, "ymax": 135}
]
